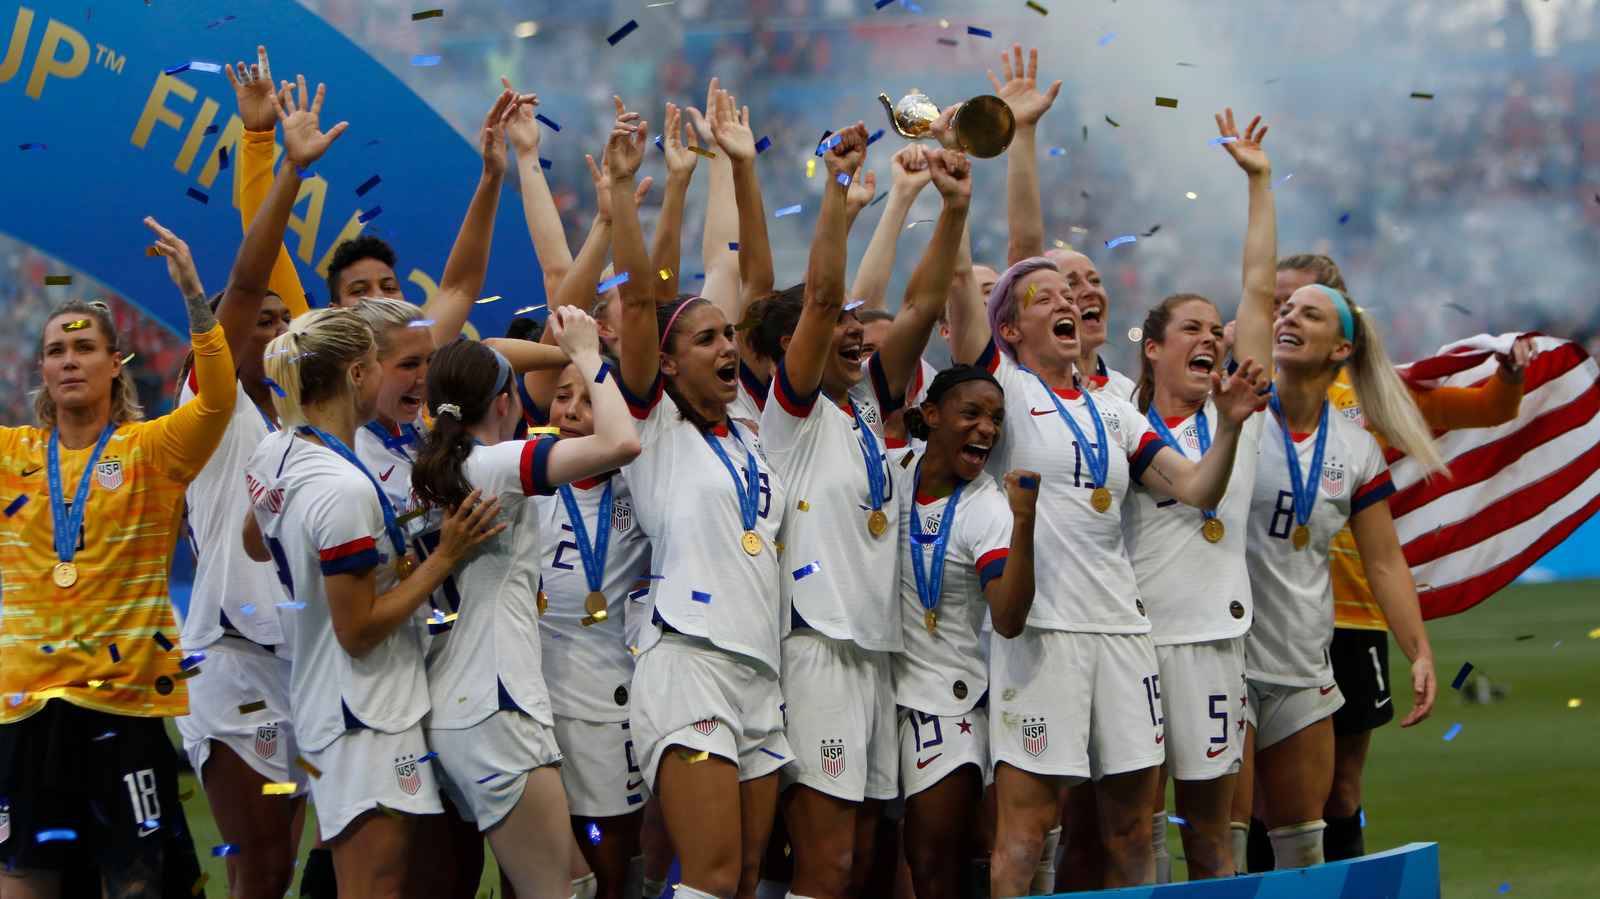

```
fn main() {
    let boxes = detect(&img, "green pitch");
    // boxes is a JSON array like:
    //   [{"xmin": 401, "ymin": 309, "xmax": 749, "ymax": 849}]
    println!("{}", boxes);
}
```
[{"xmin": 175, "ymin": 578, "xmax": 1600, "ymax": 897}]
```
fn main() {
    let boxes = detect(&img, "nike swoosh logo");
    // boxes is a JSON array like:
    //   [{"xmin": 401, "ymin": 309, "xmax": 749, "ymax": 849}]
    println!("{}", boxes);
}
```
[
  {"xmin": 1206, "ymin": 745, "xmax": 1228, "ymax": 758},
  {"xmin": 1029, "ymin": 408, "xmax": 1058, "ymax": 416},
  {"xmin": 626, "ymin": 778, "xmax": 644, "ymax": 790},
  {"xmin": 1374, "ymin": 696, "xmax": 1391, "ymax": 709},
  {"xmin": 1320, "ymin": 685, "xmax": 1337, "ymax": 695},
  {"xmin": 379, "ymin": 466, "xmax": 396, "ymax": 482},
  {"xmin": 1154, "ymin": 733, "xmax": 1164, "ymax": 744},
  {"xmin": 19, "ymin": 467, "xmax": 40, "ymax": 477},
  {"xmin": 915, "ymin": 754, "xmax": 942, "ymax": 769},
  {"xmin": 137, "ymin": 824, "xmax": 159, "ymax": 838}
]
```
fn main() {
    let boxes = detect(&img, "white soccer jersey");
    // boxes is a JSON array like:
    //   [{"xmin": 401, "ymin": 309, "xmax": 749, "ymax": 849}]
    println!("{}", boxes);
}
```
[
  {"xmin": 1091, "ymin": 359, "xmax": 1138, "ymax": 403},
  {"xmin": 422, "ymin": 438, "xmax": 560, "ymax": 729},
  {"xmin": 178, "ymin": 378, "xmax": 288, "ymax": 650},
  {"xmin": 907, "ymin": 358, "xmax": 939, "ymax": 408},
  {"xmin": 621, "ymin": 374, "xmax": 789, "ymax": 672},
  {"xmin": 890, "ymin": 449, "xmax": 1012, "ymax": 717},
  {"xmin": 537, "ymin": 473, "xmax": 652, "ymax": 723},
  {"xmin": 245, "ymin": 430, "xmax": 425, "ymax": 753},
  {"xmin": 759, "ymin": 355, "xmax": 902, "ymax": 650},
  {"xmin": 354, "ymin": 420, "xmax": 426, "ymax": 536},
  {"xmin": 1123, "ymin": 401, "xmax": 1265, "ymax": 645},
  {"xmin": 978, "ymin": 342, "xmax": 1164, "ymax": 633},
  {"xmin": 1245, "ymin": 404, "xmax": 1394, "ymax": 687},
  {"xmin": 728, "ymin": 360, "xmax": 768, "ymax": 428}
]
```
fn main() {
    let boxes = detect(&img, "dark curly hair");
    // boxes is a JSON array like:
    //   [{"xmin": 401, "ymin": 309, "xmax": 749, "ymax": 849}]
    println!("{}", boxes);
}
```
[{"xmin": 324, "ymin": 235, "xmax": 398, "ymax": 304}]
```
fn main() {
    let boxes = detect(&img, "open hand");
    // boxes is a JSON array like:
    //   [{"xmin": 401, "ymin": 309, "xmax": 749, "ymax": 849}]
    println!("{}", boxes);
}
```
[
  {"xmin": 684, "ymin": 76, "xmax": 723, "ymax": 151},
  {"xmin": 499, "ymin": 76, "xmax": 543, "ymax": 159},
  {"xmin": 437, "ymin": 488, "xmax": 505, "ymax": 564},
  {"xmin": 1214, "ymin": 107, "xmax": 1270, "ymax": 178},
  {"xmin": 225, "ymin": 45, "xmax": 277, "ymax": 132},
  {"xmin": 986, "ymin": 44, "xmax": 1062, "ymax": 130},
  {"xmin": 1495, "ymin": 334, "xmax": 1537, "ymax": 378},
  {"xmin": 1400, "ymin": 656, "xmax": 1436, "ymax": 727},
  {"xmin": 661, "ymin": 103, "xmax": 700, "ymax": 178},
  {"xmin": 708, "ymin": 88, "xmax": 756, "ymax": 162},
  {"xmin": 605, "ymin": 96, "xmax": 648, "ymax": 183},
  {"xmin": 143, "ymin": 216, "xmax": 204, "ymax": 298},
  {"xmin": 271, "ymin": 75, "xmax": 349, "ymax": 170},
  {"xmin": 587, "ymin": 154, "xmax": 653, "ymax": 226},
  {"xmin": 549, "ymin": 305, "xmax": 601, "ymax": 361},
  {"xmin": 481, "ymin": 87, "xmax": 532, "ymax": 178},
  {"xmin": 1211, "ymin": 356, "xmax": 1270, "ymax": 424}
]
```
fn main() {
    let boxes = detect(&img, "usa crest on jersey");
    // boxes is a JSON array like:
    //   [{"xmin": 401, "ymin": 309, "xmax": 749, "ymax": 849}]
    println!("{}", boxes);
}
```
[
  {"xmin": 1182, "ymin": 424, "xmax": 1200, "ymax": 451},
  {"xmin": 395, "ymin": 758, "xmax": 421, "ymax": 795},
  {"xmin": 255, "ymin": 724, "xmax": 279, "ymax": 760},
  {"xmin": 692, "ymin": 718, "xmax": 718, "ymax": 736},
  {"xmin": 820, "ymin": 739, "xmax": 846, "ymax": 778},
  {"xmin": 1321, "ymin": 460, "xmax": 1346, "ymax": 498},
  {"xmin": 612, "ymin": 502, "xmax": 632, "ymax": 533},
  {"xmin": 95, "ymin": 460, "xmax": 123, "ymax": 490},
  {"xmin": 1022, "ymin": 717, "xmax": 1048, "ymax": 756},
  {"xmin": 1101, "ymin": 412, "xmax": 1123, "ymax": 443}
]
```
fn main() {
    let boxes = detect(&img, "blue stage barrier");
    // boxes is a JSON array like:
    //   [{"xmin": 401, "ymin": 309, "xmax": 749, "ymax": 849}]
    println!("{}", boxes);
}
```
[{"xmin": 1033, "ymin": 842, "xmax": 1440, "ymax": 899}]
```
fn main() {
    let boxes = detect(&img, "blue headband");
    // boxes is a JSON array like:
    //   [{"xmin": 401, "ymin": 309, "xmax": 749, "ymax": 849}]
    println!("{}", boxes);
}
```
[
  {"xmin": 1314, "ymin": 284, "xmax": 1355, "ymax": 340},
  {"xmin": 486, "ymin": 347, "xmax": 513, "ymax": 405}
]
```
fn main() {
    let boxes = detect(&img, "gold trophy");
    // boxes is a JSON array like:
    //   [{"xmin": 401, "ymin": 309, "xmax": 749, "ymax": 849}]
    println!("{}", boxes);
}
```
[{"xmin": 877, "ymin": 90, "xmax": 1016, "ymax": 158}]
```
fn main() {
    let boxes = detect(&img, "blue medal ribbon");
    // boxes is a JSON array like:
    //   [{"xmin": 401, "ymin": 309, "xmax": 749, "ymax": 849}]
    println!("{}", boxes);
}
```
[
  {"xmin": 558, "ymin": 479, "xmax": 613, "ymax": 596},
  {"xmin": 703, "ymin": 423, "xmax": 761, "ymax": 534},
  {"xmin": 300, "ymin": 426, "xmax": 408, "ymax": 562},
  {"xmin": 847, "ymin": 398, "xmax": 887, "ymax": 516},
  {"xmin": 364, "ymin": 420, "xmax": 418, "ymax": 457},
  {"xmin": 910, "ymin": 460, "xmax": 968, "ymax": 615},
  {"xmin": 47, "ymin": 423, "xmax": 117, "ymax": 565},
  {"xmin": 1145, "ymin": 407, "xmax": 1217, "ymax": 523},
  {"xmin": 1267, "ymin": 388, "xmax": 1329, "ymax": 532},
  {"xmin": 1021, "ymin": 366, "xmax": 1109, "ymax": 490}
]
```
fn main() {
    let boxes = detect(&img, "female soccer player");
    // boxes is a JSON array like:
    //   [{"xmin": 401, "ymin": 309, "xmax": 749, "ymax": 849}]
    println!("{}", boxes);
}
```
[
  {"xmin": 751, "ymin": 127, "xmax": 969, "ymax": 899},
  {"xmin": 409, "ymin": 308, "xmax": 641, "ymax": 898},
  {"xmin": 607, "ymin": 95, "xmax": 792, "ymax": 899},
  {"xmin": 892, "ymin": 365, "xmax": 1041, "ymax": 899},
  {"xmin": 0, "ymin": 219, "xmax": 235, "ymax": 895},
  {"xmin": 174, "ymin": 72, "xmax": 348, "ymax": 899},
  {"xmin": 1120, "ymin": 109, "xmax": 1277, "ymax": 881},
  {"xmin": 1240, "ymin": 281, "xmax": 1439, "ymax": 869},
  {"xmin": 244, "ymin": 308, "xmax": 501, "ymax": 898},
  {"xmin": 948, "ymin": 251, "xmax": 1268, "ymax": 894}
]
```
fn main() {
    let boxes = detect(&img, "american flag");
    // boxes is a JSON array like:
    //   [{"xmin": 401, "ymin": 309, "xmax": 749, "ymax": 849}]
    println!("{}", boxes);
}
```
[{"xmin": 1387, "ymin": 334, "xmax": 1600, "ymax": 619}]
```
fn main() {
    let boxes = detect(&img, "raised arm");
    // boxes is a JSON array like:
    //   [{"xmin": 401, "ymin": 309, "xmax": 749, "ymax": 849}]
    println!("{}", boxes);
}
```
[
  {"xmin": 709, "ymin": 87, "xmax": 775, "ymax": 314},
  {"xmin": 544, "ymin": 307, "xmax": 643, "ymax": 482},
  {"xmin": 481, "ymin": 337, "xmax": 570, "ymax": 373},
  {"xmin": 987, "ymin": 470, "xmax": 1041, "ymax": 639},
  {"xmin": 947, "ymin": 221, "xmax": 990, "ymax": 366},
  {"xmin": 500, "ymin": 76, "xmax": 571, "ymax": 303},
  {"xmin": 849, "ymin": 145, "xmax": 932, "ymax": 312},
  {"xmin": 424, "ymin": 89, "xmax": 524, "ymax": 345},
  {"xmin": 1139, "ymin": 359, "xmax": 1269, "ymax": 508},
  {"xmin": 225, "ymin": 46, "xmax": 308, "ymax": 316},
  {"xmin": 1350, "ymin": 498, "xmax": 1436, "ymax": 726},
  {"xmin": 605, "ymin": 97, "xmax": 660, "ymax": 399},
  {"xmin": 874, "ymin": 149, "xmax": 971, "ymax": 401},
  {"xmin": 989, "ymin": 44, "xmax": 1061, "ymax": 266},
  {"xmin": 652, "ymin": 103, "xmax": 698, "ymax": 303},
  {"xmin": 687, "ymin": 78, "xmax": 740, "ymax": 320},
  {"xmin": 783, "ymin": 123, "xmax": 869, "ymax": 398},
  {"xmin": 1216, "ymin": 108, "xmax": 1276, "ymax": 370},
  {"xmin": 1412, "ymin": 335, "xmax": 1533, "ymax": 429},
  {"xmin": 843, "ymin": 158, "xmax": 877, "ymax": 238}
]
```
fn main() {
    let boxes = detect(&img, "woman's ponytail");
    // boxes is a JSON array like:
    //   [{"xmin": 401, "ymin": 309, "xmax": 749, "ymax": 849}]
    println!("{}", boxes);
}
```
[
  {"xmin": 261, "ymin": 309, "xmax": 372, "ymax": 428},
  {"xmin": 412, "ymin": 340, "xmax": 513, "ymax": 510},
  {"xmin": 1347, "ymin": 310, "xmax": 1447, "ymax": 476}
]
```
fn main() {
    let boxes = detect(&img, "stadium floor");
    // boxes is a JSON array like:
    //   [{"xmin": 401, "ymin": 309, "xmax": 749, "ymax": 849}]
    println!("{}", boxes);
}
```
[{"xmin": 173, "ymin": 578, "xmax": 1599, "ymax": 897}]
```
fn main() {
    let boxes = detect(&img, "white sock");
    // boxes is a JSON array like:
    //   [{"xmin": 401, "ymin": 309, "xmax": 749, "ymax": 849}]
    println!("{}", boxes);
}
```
[
  {"xmin": 625, "ymin": 855, "xmax": 645, "ymax": 899},
  {"xmin": 1230, "ymin": 821, "xmax": 1250, "ymax": 874},
  {"xmin": 675, "ymin": 888, "xmax": 722, "ymax": 899},
  {"xmin": 1268, "ymin": 820, "xmax": 1327, "ymax": 869},
  {"xmin": 1031, "ymin": 825, "xmax": 1062, "ymax": 894},
  {"xmin": 755, "ymin": 880, "xmax": 792, "ymax": 899},
  {"xmin": 1152, "ymin": 811, "xmax": 1172, "ymax": 883},
  {"xmin": 573, "ymin": 872, "xmax": 598, "ymax": 899},
  {"xmin": 642, "ymin": 878, "xmax": 668, "ymax": 899}
]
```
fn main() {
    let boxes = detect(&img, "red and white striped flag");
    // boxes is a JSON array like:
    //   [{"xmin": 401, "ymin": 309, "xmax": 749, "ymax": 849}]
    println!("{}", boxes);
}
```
[{"xmin": 1386, "ymin": 334, "xmax": 1600, "ymax": 619}]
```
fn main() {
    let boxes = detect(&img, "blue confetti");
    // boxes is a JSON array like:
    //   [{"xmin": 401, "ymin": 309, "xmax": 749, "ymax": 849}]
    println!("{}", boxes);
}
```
[
  {"xmin": 1360, "ymin": 809, "xmax": 1367, "ymax": 827},
  {"xmin": 844, "ymin": 300, "xmax": 865, "ymax": 312},
  {"xmin": 1168, "ymin": 815, "xmax": 1191, "ymax": 829},
  {"xmin": 358, "ymin": 206, "xmax": 383, "ymax": 224},
  {"xmin": 1451, "ymin": 662, "xmax": 1474, "ymax": 691},
  {"xmin": 40, "ymin": 645, "xmax": 53, "ymax": 654},
  {"xmin": 1104, "ymin": 235, "xmax": 1138, "ymax": 249},
  {"xmin": 108, "ymin": 643, "xmax": 120, "ymax": 663},
  {"xmin": 411, "ymin": 55, "xmax": 441, "ymax": 66},
  {"xmin": 1019, "ymin": 477, "xmax": 1039, "ymax": 491},
  {"xmin": 164, "ymin": 61, "xmax": 223, "ymax": 75},
  {"xmin": 1098, "ymin": 32, "xmax": 1117, "ymax": 46},
  {"xmin": 1049, "ymin": 148, "xmax": 1066, "ymax": 157},
  {"xmin": 1338, "ymin": 213, "xmax": 1350, "ymax": 225},
  {"xmin": 1269, "ymin": 173, "xmax": 1294, "ymax": 190},
  {"xmin": 1207, "ymin": 136, "xmax": 1238, "ymax": 147},
  {"xmin": 1498, "ymin": 884, "xmax": 1510, "ymax": 894},
  {"xmin": 1442, "ymin": 722, "xmax": 1463, "ymax": 742},
  {"xmin": 218, "ymin": 146, "xmax": 229, "ymax": 170},
  {"xmin": 294, "ymin": 165, "xmax": 313, "ymax": 178},
  {"xmin": 968, "ymin": 26, "xmax": 992, "ymax": 37},
  {"xmin": 874, "ymin": 0, "xmax": 894, "ymax": 7},
  {"xmin": 93, "ymin": 731, "xmax": 116, "ymax": 741},
  {"xmin": 180, "ymin": 652, "xmax": 206, "ymax": 671},
  {"xmin": 539, "ymin": 158, "xmax": 552, "ymax": 170},
  {"xmin": 866, "ymin": 129, "xmax": 885, "ymax": 145},
  {"xmin": 836, "ymin": 172, "xmax": 852, "ymax": 186},
  {"xmin": 419, "ymin": 752, "xmax": 438, "ymax": 763},
  {"xmin": 476, "ymin": 773, "xmax": 502, "ymax": 784},
  {"xmin": 275, "ymin": 601, "xmax": 306, "ymax": 610},
  {"xmin": 153, "ymin": 632, "xmax": 173, "ymax": 651},
  {"xmin": 937, "ymin": 38, "xmax": 959, "ymax": 46},
  {"xmin": 355, "ymin": 175, "xmax": 382, "ymax": 197},
  {"xmin": 212, "ymin": 844, "xmax": 241, "ymax": 856},
  {"xmin": 204, "ymin": 15, "xmax": 236, "ymax": 29},
  {"xmin": 598, "ymin": 273, "xmax": 630, "ymax": 292},
  {"xmin": 815, "ymin": 133, "xmax": 843, "ymax": 156},
  {"xmin": 587, "ymin": 823, "xmax": 601, "ymax": 845},
  {"xmin": 775, "ymin": 205, "xmax": 802, "ymax": 217},
  {"xmin": 793, "ymin": 561, "xmax": 822, "ymax": 581},
  {"xmin": 187, "ymin": 187, "xmax": 209, "ymax": 204},
  {"xmin": 204, "ymin": 124, "xmax": 219, "ymax": 135},
  {"xmin": 534, "ymin": 114, "xmax": 562, "ymax": 133},
  {"xmin": 18, "ymin": 142, "xmax": 46, "ymax": 150},
  {"xmin": 35, "ymin": 829, "xmax": 77, "ymax": 842},
  {"xmin": 594, "ymin": 362, "xmax": 610, "ymax": 384},
  {"xmin": 729, "ymin": 242, "xmax": 739, "ymax": 250},
  {"xmin": 239, "ymin": 604, "xmax": 256, "ymax": 616},
  {"xmin": 606, "ymin": 20, "xmax": 639, "ymax": 46},
  {"xmin": 262, "ymin": 377, "xmax": 286, "ymax": 398},
  {"xmin": 691, "ymin": 591, "xmax": 711, "ymax": 603},
  {"xmin": 755, "ymin": 136, "xmax": 772, "ymax": 154},
  {"xmin": 869, "ymin": 192, "xmax": 887, "ymax": 206},
  {"xmin": 759, "ymin": 747, "xmax": 787, "ymax": 759},
  {"xmin": 4, "ymin": 495, "xmax": 27, "ymax": 517}
]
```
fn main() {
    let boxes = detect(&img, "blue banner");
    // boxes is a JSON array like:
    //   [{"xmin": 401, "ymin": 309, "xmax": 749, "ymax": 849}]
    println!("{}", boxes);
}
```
[{"xmin": 0, "ymin": 0, "xmax": 542, "ymax": 341}]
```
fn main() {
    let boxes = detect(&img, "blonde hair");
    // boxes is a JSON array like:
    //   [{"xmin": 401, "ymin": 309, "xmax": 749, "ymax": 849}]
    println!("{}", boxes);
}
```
[
  {"xmin": 262, "ymin": 308, "xmax": 374, "ymax": 428},
  {"xmin": 346, "ymin": 297, "xmax": 426, "ymax": 359},
  {"xmin": 1345, "ymin": 307, "xmax": 1447, "ymax": 475},
  {"xmin": 33, "ymin": 301, "xmax": 144, "ymax": 428}
]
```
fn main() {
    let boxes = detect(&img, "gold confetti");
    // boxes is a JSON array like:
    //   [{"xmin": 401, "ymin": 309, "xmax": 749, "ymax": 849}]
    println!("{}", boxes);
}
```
[
  {"xmin": 238, "ymin": 700, "xmax": 268, "ymax": 714},
  {"xmin": 1410, "ymin": 92, "xmax": 1434, "ymax": 100},
  {"xmin": 1026, "ymin": 0, "xmax": 1048, "ymax": 13},
  {"xmin": 179, "ymin": 788, "xmax": 196, "ymax": 802},
  {"xmin": 191, "ymin": 873, "xmax": 210, "ymax": 896},
  {"xmin": 906, "ymin": 219, "xmax": 934, "ymax": 230},
  {"xmin": 145, "ymin": 246, "xmax": 166, "ymax": 257},
  {"xmin": 1568, "ymin": 698, "xmax": 1582, "ymax": 708},
  {"xmin": 774, "ymin": 541, "xmax": 786, "ymax": 553},
  {"xmin": 174, "ymin": 666, "xmax": 200, "ymax": 680},
  {"xmin": 530, "ymin": 426, "xmax": 561, "ymax": 435},
  {"xmin": 122, "ymin": 354, "xmax": 136, "ymax": 365},
  {"xmin": 474, "ymin": 295, "xmax": 502, "ymax": 304},
  {"xmin": 659, "ymin": 269, "xmax": 672, "ymax": 281},
  {"xmin": 1588, "ymin": 627, "xmax": 1600, "ymax": 639},
  {"xmin": 63, "ymin": 319, "xmax": 92, "ymax": 331},
  {"xmin": 734, "ymin": 317, "xmax": 764, "ymax": 332},
  {"xmin": 73, "ymin": 637, "xmax": 96, "ymax": 655},
  {"xmin": 295, "ymin": 755, "xmax": 323, "ymax": 779},
  {"xmin": 689, "ymin": 145, "xmax": 716, "ymax": 159},
  {"xmin": 674, "ymin": 749, "xmax": 711, "ymax": 764},
  {"xmin": 395, "ymin": 508, "xmax": 426, "ymax": 527},
  {"xmin": 376, "ymin": 804, "xmax": 404, "ymax": 821},
  {"xmin": 1185, "ymin": 191, "xmax": 1197, "ymax": 199},
  {"xmin": 44, "ymin": 275, "xmax": 71, "ymax": 286},
  {"xmin": 900, "ymin": 452, "xmax": 915, "ymax": 469},
  {"xmin": 1105, "ymin": 115, "xmax": 1121, "ymax": 128},
  {"xmin": 412, "ymin": 8, "xmax": 443, "ymax": 19},
  {"xmin": 797, "ymin": 500, "xmax": 810, "ymax": 512},
  {"xmin": 806, "ymin": 159, "xmax": 816, "ymax": 178},
  {"xmin": 262, "ymin": 782, "xmax": 297, "ymax": 795},
  {"xmin": 1155, "ymin": 97, "xmax": 1178, "ymax": 108}
]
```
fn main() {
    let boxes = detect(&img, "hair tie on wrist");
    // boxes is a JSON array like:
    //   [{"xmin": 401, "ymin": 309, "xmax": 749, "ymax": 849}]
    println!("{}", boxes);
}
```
[{"xmin": 436, "ymin": 403, "xmax": 462, "ymax": 420}]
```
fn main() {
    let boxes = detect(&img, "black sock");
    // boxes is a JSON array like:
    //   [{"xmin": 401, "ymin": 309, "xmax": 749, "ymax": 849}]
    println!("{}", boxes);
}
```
[
  {"xmin": 161, "ymin": 817, "xmax": 204, "ymax": 898},
  {"xmin": 1247, "ymin": 816, "xmax": 1276, "ymax": 874},
  {"xmin": 300, "ymin": 847, "xmax": 338, "ymax": 899},
  {"xmin": 1323, "ymin": 808, "xmax": 1365, "ymax": 862}
]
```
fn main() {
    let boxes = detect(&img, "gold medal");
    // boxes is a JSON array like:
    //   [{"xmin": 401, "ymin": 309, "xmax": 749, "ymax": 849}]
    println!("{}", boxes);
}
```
[
  {"xmin": 1203, "ymin": 518, "xmax": 1225, "ymax": 543},
  {"xmin": 394, "ymin": 555, "xmax": 416, "ymax": 580},
  {"xmin": 868, "ymin": 509, "xmax": 889, "ymax": 537},
  {"xmin": 537, "ymin": 589, "xmax": 549, "ymax": 615},
  {"xmin": 742, "ymin": 530, "xmax": 762, "ymax": 556},
  {"xmin": 52, "ymin": 561, "xmax": 77, "ymax": 589},
  {"xmin": 1091, "ymin": 486, "xmax": 1113, "ymax": 513},
  {"xmin": 924, "ymin": 609, "xmax": 938, "ymax": 634},
  {"xmin": 584, "ymin": 590, "xmax": 609, "ymax": 622},
  {"xmin": 1292, "ymin": 524, "xmax": 1310, "ymax": 550}
]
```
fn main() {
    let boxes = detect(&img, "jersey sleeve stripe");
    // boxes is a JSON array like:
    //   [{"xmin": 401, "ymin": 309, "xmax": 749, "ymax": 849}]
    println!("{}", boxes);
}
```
[
  {"xmin": 867, "ymin": 353, "xmax": 903, "ymax": 415},
  {"xmin": 976, "ymin": 547, "xmax": 1009, "ymax": 588},
  {"xmin": 774, "ymin": 358, "xmax": 819, "ymax": 417},
  {"xmin": 1351, "ymin": 469, "xmax": 1396, "ymax": 514},
  {"xmin": 619, "ymin": 372, "xmax": 664, "ymax": 420},
  {"xmin": 521, "ymin": 437, "xmax": 558, "ymax": 496},
  {"xmin": 518, "ymin": 377, "xmax": 548, "ymax": 427},
  {"xmin": 319, "ymin": 537, "xmax": 380, "ymax": 575},
  {"xmin": 1129, "ymin": 432, "xmax": 1164, "ymax": 481},
  {"xmin": 977, "ymin": 339, "xmax": 1001, "ymax": 374},
  {"xmin": 738, "ymin": 360, "xmax": 768, "ymax": 412}
]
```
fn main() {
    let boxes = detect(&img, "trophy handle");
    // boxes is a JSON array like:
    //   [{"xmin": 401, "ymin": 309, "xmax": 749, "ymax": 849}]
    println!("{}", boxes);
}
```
[{"xmin": 879, "ymin": 93, "xmax": 917, "ymax": 140}]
